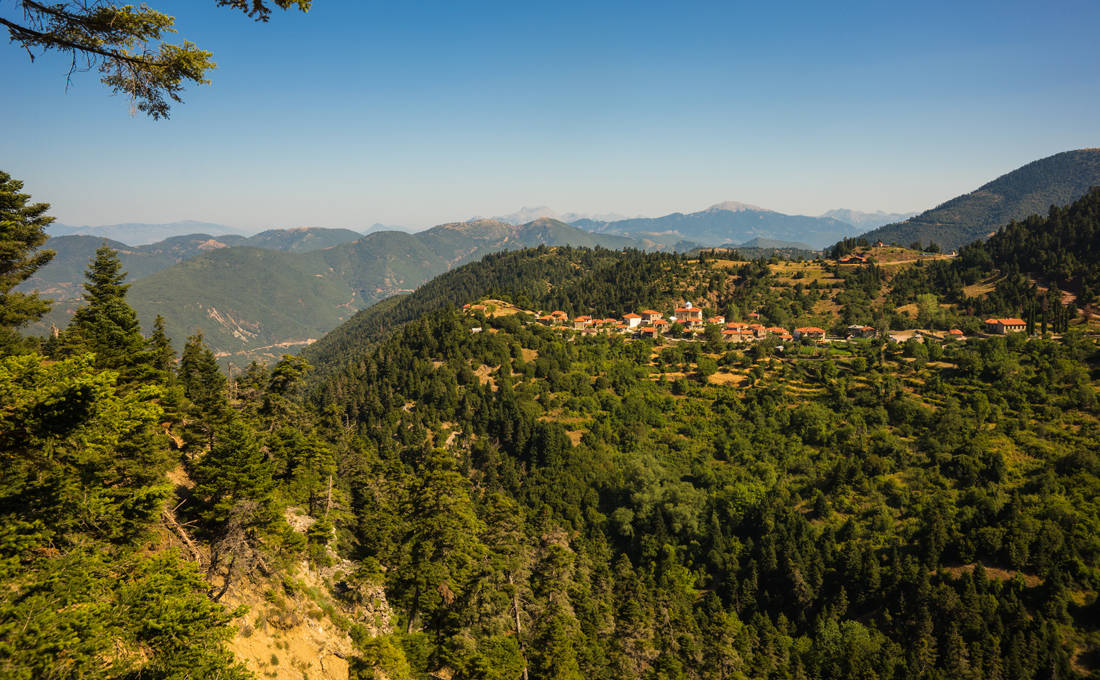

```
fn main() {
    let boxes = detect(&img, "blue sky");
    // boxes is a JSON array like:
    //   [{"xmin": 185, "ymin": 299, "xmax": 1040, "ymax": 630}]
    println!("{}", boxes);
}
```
[{"xmin": 2, "ymin": 0, "xmax": 1098, "ymax": 230}]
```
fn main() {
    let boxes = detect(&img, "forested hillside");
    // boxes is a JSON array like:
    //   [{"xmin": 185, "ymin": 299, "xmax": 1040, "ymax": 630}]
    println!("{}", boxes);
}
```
[
  {"xmin": 861, "ymin": 149, "xmax": 1100, "ymax": 251},
  {"xmin": 302, "ymin": 247, "xmax": 690, "ymax": 373},
  {"xmin": 4, "ymin": 170, "xmax": 1100, "ymax": 680},
  {"xmin": 21, "ymin": 228, "xmax": 362, "ymax": 339},
  {"xmin": 306, "ymin": 303, "xmax": 1100, "ymax": 679},
  {"xmin": 885, "ymin": 187, "xmax": 1100, "ymax": 329}
]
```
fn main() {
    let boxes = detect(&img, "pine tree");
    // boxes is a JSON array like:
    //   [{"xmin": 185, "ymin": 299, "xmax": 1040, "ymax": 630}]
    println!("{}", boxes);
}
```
[
  {"xmin": 0, "ymin": 352, "xmax": 170, "ymax": 546},
  {"xmin": 398, "ymin": 450, "xmax": 487, "ymax": 639},
  {"xmin": 192, "ymin": 416, "xmax": 275, "ymax": 528},
  {"xmin": 192, "ymin": 415, "xmax": 278, "ymax": 600},
  {"xmin": 148, "ymin": 314, "xmax": 176, "ymax": 375},
  {"xmin": 63, "ymin": 245, "xmax": 150, "ymax": 375},
  {"xmin": 0, "ymin": 170, "xmax": 55, "ymax": 354},
  {"xmin": 529, "ymin": 598, "xmax": 585, "ymax": 680},
  {"xmin": 179, "ymin": 331, "xmax": 227, "ymax": 420}
]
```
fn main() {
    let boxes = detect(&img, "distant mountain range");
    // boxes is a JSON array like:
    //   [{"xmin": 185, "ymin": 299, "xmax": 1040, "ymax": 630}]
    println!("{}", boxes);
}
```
[
  {"xmin": 860, "ymin": 149, "xmax": 1100, "ymax": 250},
  {"xmin": 727, "ymin": 237, "xmax": 818, "ymax": 251},
  {"xmin": 24, "ymin": 219, "xmax": 639, "ymax": 362},
  {"xmin": 821, "ymin": 209, "xmax": 917, "ymax": 231},
  {"xmin": 243, "ymin": 227, "xmax": 364, "ymax": 252},
  {"xmin": 49, "ymin": 202, "xmax": 912, "ymax": 253},
  {"xmin": 364, "ymin": 223, "xmax": 414, "ymax": 235},
  {"xmin": 24, "ymin": 228, "xmax": 371, "ymax": 338},
  {"xmin": 571, "ymin": 201, "xmax": 858, "ymax": 250},
  {"xmin": 475, "ymin": 206, "xmax": 637, "ymax": 226},
  {"xmin": 47, "ymin": 220, "xmax": 249, "ymax": 245},
  {"xmin": 46, "ymin": 220, "xmax": 371, "ymax": 248}
]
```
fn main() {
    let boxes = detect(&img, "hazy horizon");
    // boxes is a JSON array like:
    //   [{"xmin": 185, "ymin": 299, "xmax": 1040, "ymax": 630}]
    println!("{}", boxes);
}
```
[{"xmin": 48, "ymin": 201, "xmax": 920, "ymax": 235}]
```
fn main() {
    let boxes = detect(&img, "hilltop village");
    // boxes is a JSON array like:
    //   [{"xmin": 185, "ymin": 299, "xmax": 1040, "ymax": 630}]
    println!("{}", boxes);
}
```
[{"xmin": 464, "ymin": 299, "xmax": 1031, "ymax": 344}]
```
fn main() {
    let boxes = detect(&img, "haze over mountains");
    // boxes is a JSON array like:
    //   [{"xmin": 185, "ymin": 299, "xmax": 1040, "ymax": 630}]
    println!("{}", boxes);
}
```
[
  {"xmin": 49, "ymin": 200, "xmax": 906, "ymax": 251},
  {"xmin": 571, "ymin": 201, "xmax": 860, "ymax": 250},
  {"xmin": 821, "ymin": 208, "xmax": 917, "ymax": 231},
  {"xmin": 483, "ymin": 206, "xmax": 638, "ymax": 225},
  {"xmin": 47, "ymin": 220, "xmax": 249, "ymax": 245}
]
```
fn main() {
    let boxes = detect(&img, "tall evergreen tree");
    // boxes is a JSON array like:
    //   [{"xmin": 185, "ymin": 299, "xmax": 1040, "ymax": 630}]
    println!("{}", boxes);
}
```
[
  {"xmin": 191, "ymin": 415, "xmax": 278, "ymax": 600},
  {"xmin": 193, "ymin": 416, "xmax": 275, "ymax": 528},
  {"xmin": 179, "ymin": 331, "xmax": 227, "ymax": 421},
  {"xmin": 63, "ymin": 245, "xmax": 149, "ymax": 375},
  {"xmin": 148, "ymin": 314, "xmax": 176, "ymax": 375},
  {"xmin": 0, "ymin": 170, "xmax": 54, "ymax": 354},
  {"xmin": 398, "ymin": 451, "xmax": 487, "ymax": 641}
]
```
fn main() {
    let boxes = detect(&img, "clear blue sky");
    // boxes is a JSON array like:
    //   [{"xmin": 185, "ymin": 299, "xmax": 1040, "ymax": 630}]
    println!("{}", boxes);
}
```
[{"xmin": 2, "ymin": 0, "xmax": 1098, "ymax": 230}]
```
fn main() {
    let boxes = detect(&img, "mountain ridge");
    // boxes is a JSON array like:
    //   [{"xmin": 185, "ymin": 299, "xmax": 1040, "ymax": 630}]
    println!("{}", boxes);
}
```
[
  {"xmin": 859, "ymin": 148, "xmax": 1100, "ymax": 250},
  {"xmin": 48, "ymin": 220, "xmax": 250, "ymax": 245},
  {"xmin": 572, "ymin": 203, "xmax": 857, "ymax": 249},
  {"xmin": 45, "ymin": 218, "xmax": 644, "ymax": 361}
]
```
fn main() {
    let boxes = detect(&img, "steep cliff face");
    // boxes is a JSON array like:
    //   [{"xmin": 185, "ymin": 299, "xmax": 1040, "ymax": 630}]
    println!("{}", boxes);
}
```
[
  {"xmin": 220, "ymin": 510, "xmax": 394, "ymax": 680},
  {"xmin": 223, "ymin": 563, "xmax": 360, "ymax": 680},
  {"xmin": 158, "ymin": 483, "xmax": 391, "ymax": 680}
]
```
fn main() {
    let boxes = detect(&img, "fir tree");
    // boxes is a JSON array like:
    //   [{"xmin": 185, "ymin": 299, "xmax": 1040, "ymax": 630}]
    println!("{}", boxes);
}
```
[
  {"xmin": 398, "ymin": 450, "xmax": 487, "ymax": 640},
  {"xmin": 63, "ymin": 245, "xmax": 150, "ymax": 375},
  {"xmin": 0, "ymin": 170, "xmax": 54, "ymax": 354},
  {"xmin": 193, "ymin": 416, "xmax": 275, "ymax": 528},
  {"xmin": 148, "ymin": 314, "xmax": 176, "ymax": 375},
  {"xmin": 179, "ymin": 331, "xmax": 227, "ymax": 424},
  {"xmin": 192, "ymin": 415, "xmax": 278, "ymax": 600}
]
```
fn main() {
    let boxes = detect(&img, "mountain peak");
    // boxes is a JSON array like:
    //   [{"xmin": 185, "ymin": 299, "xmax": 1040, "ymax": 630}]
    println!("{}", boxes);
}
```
[
  {"xmin": 487, "ymin": 206, "xmax": 560, "ymax": 225},
  {"xmin": 523, "ymin": 216, "xmax": 568, "ymax": 227},
  {"xmin": 705, "ymin": 201, "xmax": 767, "ymax": 213}
]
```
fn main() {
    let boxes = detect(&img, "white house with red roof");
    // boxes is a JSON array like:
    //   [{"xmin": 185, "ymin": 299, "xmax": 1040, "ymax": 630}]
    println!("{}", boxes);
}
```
[{"xmin": 984, "ymin": 318, "xmax": 1026, "ymax": 334}]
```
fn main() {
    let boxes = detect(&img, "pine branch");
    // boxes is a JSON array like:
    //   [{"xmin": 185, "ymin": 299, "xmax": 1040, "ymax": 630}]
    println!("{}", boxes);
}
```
[{"xmin": 0, "ymin": 16, "xmax": 159, "ymax": 68}]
